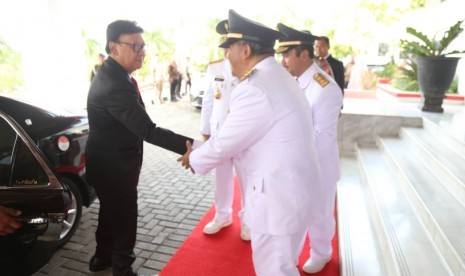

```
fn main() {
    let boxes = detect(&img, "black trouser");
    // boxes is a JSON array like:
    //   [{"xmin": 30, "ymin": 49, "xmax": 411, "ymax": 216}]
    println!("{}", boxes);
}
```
[
  {"xmin": 175, "ymin": 77, "xmax": 182, "ymax": 98},
  {"xmin": 170, "ymin": 80, "xmax": 177, "ymax": 101},
  {"xmin": 93, "ymin": 180, "xmax": 138, "ymax": 276}
]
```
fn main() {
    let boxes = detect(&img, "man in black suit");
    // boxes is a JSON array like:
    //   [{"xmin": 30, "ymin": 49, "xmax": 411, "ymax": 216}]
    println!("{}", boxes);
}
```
[
  {"xmin": 86, "ymin": 20, "xmax": 193, "ymax": 276},
  {"xmin": 315, "ymin": 36, "xmax": 345, "ymax": 94}
]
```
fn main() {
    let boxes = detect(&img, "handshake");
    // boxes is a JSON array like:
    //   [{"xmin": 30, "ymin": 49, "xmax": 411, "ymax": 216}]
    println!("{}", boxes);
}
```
[{"xmin": 177, "ymin": 140, "xmax": 195, "ymax": 173}]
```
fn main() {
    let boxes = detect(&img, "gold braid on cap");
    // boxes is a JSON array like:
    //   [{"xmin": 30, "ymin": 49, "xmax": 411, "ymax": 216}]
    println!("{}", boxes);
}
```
[
  {"xmin": 219, "ymin": 22, "xmax": 229, "ymax": 43},
  {"xmin": 220, "ymin": 35, "xmax": 227, "ymax": 44},
  {"xmin": 278, "ymin": 41, "xmax": 303, "ymax": 47},
  {"xmin": 227, "ymin": 33, "xmax": 244, "ymax": 39}
]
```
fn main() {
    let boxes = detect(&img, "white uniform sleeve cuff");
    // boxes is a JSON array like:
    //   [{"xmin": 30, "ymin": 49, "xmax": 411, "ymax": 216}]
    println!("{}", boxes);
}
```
[{"xmin": 192, "ymin": 139, "xmax": 203, "ymax": 150}]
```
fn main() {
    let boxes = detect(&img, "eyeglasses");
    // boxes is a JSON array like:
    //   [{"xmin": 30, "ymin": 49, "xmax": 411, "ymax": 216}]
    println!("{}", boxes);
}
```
[{"xmin": 116, "ymin": 41, "xmax": 146, "ymax": 53}]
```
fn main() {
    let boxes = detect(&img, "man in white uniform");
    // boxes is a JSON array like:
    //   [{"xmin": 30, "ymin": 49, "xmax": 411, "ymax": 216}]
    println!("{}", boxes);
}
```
[
  {"xmin": 200, "ymin": 21, "xmax": 249, "ymax": 240},
  {"xmin": 277, "ymin": 23, "xmax": 343, "ymax": 274},
  {"xmin": 179, "ymin": 10, "xmax": 323, "ymax": 276}
]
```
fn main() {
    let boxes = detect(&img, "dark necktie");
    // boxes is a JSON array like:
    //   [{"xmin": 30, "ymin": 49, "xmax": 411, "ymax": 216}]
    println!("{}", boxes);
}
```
[
  {"xmin": 130, "ymin": 77, "xmax": 142, "ymax": 103},
  {"xmin": 319, "ymin": 57, "xmax": 333, "ymax": 77}
]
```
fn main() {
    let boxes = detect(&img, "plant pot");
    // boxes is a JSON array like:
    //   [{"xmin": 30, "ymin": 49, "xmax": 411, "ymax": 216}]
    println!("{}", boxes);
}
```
[
  {"xmin": 377, "ymin": 77, "xmax": 392, "ymax": 84},
  {"xmin": 417, "ymin": 56, "xmax": 460, "ymax": 113}
]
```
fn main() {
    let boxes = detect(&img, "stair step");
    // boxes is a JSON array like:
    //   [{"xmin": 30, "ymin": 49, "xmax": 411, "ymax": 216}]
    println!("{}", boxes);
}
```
[
  {"xmin": 400, "ymin": 127, "xmax": 465, "ymax": 208},
  {"xmin": 423, "ymin": 117, "xmax": 465, "ymax": 157},
  {"xmin": 338, "ymin": 155, "xmax": 394, "ymax": 276},
  {"xmin": 380, "ymin": 137, "xmax": 465, "ymax": 275},
  {"xmin": 358, "ymin": 146, "xmax": 452, "ymax": 275},
  {"xmin": 422, "ymin": 113, "xmax": 465, "ymax": 144}
]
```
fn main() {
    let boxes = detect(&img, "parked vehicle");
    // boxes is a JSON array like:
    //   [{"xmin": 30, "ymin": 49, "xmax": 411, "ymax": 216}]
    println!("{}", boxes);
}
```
[
  {"xmin": 189, "ymin": 73, "xmax": 209, "ymax": 109},
  {"xmin": 0, "ymin": 95, "xmax": 95, "ymax": 247},
  {"xmin": 0, "ymin": 110, "xmax": 72, "ymax": 275}
]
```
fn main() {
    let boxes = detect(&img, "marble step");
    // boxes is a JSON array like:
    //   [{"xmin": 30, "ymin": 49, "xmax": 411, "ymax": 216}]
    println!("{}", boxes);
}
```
[
  {"xmin": 357, "ymin": 145, "xmax": 451, "ymax": 275},
  {"xmin": 399, "ymin": 126, "xmax": 465, "ymax": 208},
  {"xmin": 337, "ymin": 155, "xmax": 393, "ymax": 276},
  {"xmin": 422, "ymin": 113, "xmax": 465, "ymax": 144},
  {"xmin": 422, "ymin": 117, "xmax": 465, "ymax": 158},
  {"xmin": 380, "ymin": 136, "xmax": 465, "ymax": 275}
]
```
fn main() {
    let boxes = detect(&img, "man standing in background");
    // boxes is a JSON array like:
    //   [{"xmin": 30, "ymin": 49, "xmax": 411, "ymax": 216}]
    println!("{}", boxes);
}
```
[
  {"xmin": 315, "ymin": 36, "xmax": 345, "ymax": 94},
  {"xmin": 90, "ymin": 52, "xmax": 106, "ymax": 82},
  {"xmin": 184, "ymin": 56, "xmax": 192, "ymax": 95},
  {"xmin": 152, "ymin": 54, "xmax": 165, "ymax": 104},
  {"xmin": 200, "ymin": 20, "xmax": 249, "ymax": 240},
  {"xmin": 277, "ymin": 23, "xmax": 343, "ymax": 274}
]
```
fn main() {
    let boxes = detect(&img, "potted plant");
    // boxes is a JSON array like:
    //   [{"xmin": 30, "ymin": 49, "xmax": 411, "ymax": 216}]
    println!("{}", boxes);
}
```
[
  {"xmin": 376, "ymin": 58, "xmax": 397, "ymax": 84},
  {"xmin": 400, "ymin": 19, "xmax": 465, "ymax": 112}
]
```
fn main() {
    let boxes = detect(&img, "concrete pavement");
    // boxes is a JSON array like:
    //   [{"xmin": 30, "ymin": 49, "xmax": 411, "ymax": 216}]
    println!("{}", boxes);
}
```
[{"xmin": 34, "ymin": 90, "xmax": 215, "ymax": 276}]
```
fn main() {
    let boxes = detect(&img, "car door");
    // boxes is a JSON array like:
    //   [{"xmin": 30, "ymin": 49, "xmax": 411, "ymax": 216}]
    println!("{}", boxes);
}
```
[{"xmin": 0, "ymin": 111, "xmax": 71, "ymax": 276}]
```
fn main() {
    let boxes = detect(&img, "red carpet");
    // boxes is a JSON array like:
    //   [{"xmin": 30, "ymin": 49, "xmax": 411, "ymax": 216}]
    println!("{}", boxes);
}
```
[{"xmin": 160, "ymin": 178, "xmax": 339, "ymax": 276}]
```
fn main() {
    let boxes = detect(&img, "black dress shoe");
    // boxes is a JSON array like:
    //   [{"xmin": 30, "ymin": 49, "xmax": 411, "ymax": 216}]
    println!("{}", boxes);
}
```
[{"xmin": 89, "ymin": 255, "xmax": 112, "ymax": 272}]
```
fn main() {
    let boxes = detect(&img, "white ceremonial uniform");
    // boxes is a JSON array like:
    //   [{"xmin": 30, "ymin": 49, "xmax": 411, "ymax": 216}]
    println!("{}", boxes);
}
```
[
  {"xmin": 200, "ymin": 59, "xmax": 241, "ymax": 221},
  {"xmin": 297, "ymin": 62, "xmax": 343, "ymax": 261},
  {"xmin": 190, "ymin": 57, "xmax": 323, "ymax": 276}
]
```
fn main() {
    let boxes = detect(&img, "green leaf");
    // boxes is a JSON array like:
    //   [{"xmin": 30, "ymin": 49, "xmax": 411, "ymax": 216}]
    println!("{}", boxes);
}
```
[{"xmin": 402, "ymin": 19, "xmax": 464, "ymax": 57}]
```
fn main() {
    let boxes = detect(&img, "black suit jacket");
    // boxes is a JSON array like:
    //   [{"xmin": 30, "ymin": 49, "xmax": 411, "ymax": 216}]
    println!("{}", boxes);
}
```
[
  {"xmin": 86, "ymin": 57, "xmax": 193, "ymax": 187},
  {"xmin": 327, "ymin": 55, "xmax": 345, "ymax": 93}
]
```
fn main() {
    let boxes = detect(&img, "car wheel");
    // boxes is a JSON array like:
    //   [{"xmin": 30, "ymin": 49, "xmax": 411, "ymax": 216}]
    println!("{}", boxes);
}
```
[{"xmin": 58, "ymin": 176, "xmax": 82, "ymax": 246}]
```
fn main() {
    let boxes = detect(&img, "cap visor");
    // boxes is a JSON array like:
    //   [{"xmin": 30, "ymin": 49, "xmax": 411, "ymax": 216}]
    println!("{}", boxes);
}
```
[{"xmin": 219, "ymin": 38, "xmax": 239, "ymax": 48}]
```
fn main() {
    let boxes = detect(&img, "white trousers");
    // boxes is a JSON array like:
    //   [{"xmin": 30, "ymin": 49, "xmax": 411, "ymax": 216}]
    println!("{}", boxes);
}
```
[
  {"xmin": 307, "ymin": 181, "xmax": 337, "ymax": 260},
  {"xmin": 251, "ymin": 228, "xmax": 307, "ymax": 276},
  {"xmin": 213, "ymin": 158, "xmax": 235, "ymax": 221}
]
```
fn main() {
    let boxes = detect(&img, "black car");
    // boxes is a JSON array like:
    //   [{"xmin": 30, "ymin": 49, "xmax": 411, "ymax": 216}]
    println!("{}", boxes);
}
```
[
  {"xmin": 0, "ymin": 110, "xmax": 72, "ymax": 275},
  {"xmin": 0, "ymin": 95, "xmax": 95, "ymax": 246}
]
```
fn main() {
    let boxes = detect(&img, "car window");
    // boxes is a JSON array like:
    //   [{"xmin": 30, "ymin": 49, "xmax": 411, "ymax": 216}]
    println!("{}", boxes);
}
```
[{"xmin": 0, "ymin": 117, "xmax": 49, "ymax": 187}]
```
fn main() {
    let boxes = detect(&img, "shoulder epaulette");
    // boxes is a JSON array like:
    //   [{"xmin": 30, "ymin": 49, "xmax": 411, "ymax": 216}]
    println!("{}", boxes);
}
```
[
  {"xmin": 240, "ymin": 69, "xmax": 256, "ymax": 82},
  {"xmin": 313, "ymin": 73, "xmax": 329, "ymax": 88},
  {"xmin": 209, "ymin": 59, "xmax": 224, "ymax": 65}
]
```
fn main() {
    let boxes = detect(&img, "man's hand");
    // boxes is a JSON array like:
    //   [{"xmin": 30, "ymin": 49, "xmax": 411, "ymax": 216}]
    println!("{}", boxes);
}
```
[
  {"xmin": 177, "ymin": 140, "xmax": 195, "ymax": 173},
  {"xmin": 202, "ymin": 134, "xmax": 210, "ymax": 141},
  {"xmin": 0, "ymin": 206, "xmax": 22, "ymax": 236}
]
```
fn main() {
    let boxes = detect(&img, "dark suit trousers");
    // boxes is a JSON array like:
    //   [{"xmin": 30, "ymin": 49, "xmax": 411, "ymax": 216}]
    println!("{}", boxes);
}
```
[
  {"xmin": 93, "ymin": 178, "xmax": 138, "ymax": 276},
  {"xmin": 170, "ymin": 81, "xmax": 177, "ymax": 100}
]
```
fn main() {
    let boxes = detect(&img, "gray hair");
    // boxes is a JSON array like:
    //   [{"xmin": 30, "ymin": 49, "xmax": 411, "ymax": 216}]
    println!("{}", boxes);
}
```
[{"xmin": 237, "ymin": 40, "xmax": 275, "ymax": 55}]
